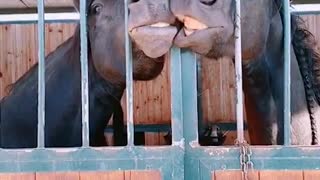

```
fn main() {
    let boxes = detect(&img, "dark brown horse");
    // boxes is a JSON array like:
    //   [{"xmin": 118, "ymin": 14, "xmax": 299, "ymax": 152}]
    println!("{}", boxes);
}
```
[
  {"xmin": 170, "ymin": 0, "xmax": 320, "ymax": 145},
  {"xmin": 0, "ymin": 0, "xmax": 178, "ymax": 148}
]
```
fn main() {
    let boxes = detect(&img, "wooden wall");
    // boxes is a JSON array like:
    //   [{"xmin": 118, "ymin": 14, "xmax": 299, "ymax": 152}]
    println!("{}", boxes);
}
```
[
  {"xmin": 0, "ymin": 0, "xmax": 73, "ymax": 9},
  {"xmin": 214, "ymin": 170, "xmax": 320, "ymax": 180},
  {"xmin": 1, "ymin": 170, "xmax": 320, "ymax": 179},
  {"xmin": 1, "ymin": 15, "xmax": 320, "ymax": 145}
]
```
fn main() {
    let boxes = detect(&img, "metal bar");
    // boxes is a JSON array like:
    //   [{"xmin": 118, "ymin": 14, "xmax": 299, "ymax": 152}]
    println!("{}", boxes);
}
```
[
  {"xmin": 234, "ymin": 0, "xmax": 244, "ymax": 143},
  {"xmin": 124, "ymin": 0, "xmax": 134, "ymax": 146},
  {"xmin": 0, "ymin": 13, "xmax": 79, "ymax": 24},
  {"xmin": 79, "ymin": 0, "xmax": 90, "ymax": 147},
  {"xmin": 170, "ymin": 47, "xmax": 184, "ymax": 145},
  {"xmin": 181, "ymin": 49, "xmax": 198, "ymax": 145},
  {"xmin": 283, "ymin": 0, "xmax": 291, "ymax": 146},
  {"xmin": 104, "ymin": 122, "xmax": 247, "ymax": 133},
  {"xmin": 291, "ymin": 4, "xmax": 320, "ymax": 14},
  {"xmin": 37, "ymin": 0, "xmax": 45, "ymax": 149}
]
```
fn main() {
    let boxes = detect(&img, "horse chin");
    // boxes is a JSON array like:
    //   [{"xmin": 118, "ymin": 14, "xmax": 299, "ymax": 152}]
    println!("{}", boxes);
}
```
[
  {"xmin": 173, "ymin": 26, "xmax": 226, "ymax": 58},
  {"xmin": 129, "ymin": 25, "xmax": 178, "ymax": 59}
]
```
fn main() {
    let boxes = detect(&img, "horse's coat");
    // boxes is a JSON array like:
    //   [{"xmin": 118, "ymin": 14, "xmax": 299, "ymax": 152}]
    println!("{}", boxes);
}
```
[
  {"xmin": 0, "ymin": 0, "xmax": 177, "ymax": 148},
  {"xmin": 170, "ymin": 0, "xmax": 320, "ymax": 145}
]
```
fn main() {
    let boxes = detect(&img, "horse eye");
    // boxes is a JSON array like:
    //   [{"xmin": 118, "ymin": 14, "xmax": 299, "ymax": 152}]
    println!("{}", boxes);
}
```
[
  {"xmin": 92, "ymin": 4, "xmax": 103, "ymax": 14},
  {"xmin": 200, "ymin": 0, "xmax": 217, "ymax": 6}
]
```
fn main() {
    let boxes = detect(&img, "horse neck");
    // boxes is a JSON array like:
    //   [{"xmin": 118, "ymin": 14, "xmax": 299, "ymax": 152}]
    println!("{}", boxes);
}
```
[
  {"xmin": 57, "ymin": 26, "xmax": 125, "ymax": 100},
  {"xmin": 4, "ymin": 26, "xmax": 125, "ymax": 125}
]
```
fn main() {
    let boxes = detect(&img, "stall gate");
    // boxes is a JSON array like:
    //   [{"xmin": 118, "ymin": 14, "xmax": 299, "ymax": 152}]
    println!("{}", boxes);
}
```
[{"xmin": 0, "ymin": 0, "xmax": 320, "ymax": 180}]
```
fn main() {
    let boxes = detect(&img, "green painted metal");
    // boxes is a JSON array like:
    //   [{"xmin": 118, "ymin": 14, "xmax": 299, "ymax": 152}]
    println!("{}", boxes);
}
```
[
  {"xmin": 103, "ymin": 123, "xmax": 247, "ymax": 133},
  {"xmin": 170, "ymin": 47, "xmax": 184, "ymax": 144},
  {"xmin": 0, "ymin": 146, "xmax": 184, "ymax": 179}
]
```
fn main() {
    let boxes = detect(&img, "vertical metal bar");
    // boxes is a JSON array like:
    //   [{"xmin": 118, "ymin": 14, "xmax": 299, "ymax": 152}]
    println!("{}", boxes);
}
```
[
  {"xmin": 181, "ymin": 49, "xmax": 198, "ymax": 144},
  {"xmin": 235, "ymin": 0, "xmax": 244, "ymax": 143},
  {"xmin": 283, "ymin": 0, "xmax": 291, "ymax": 146},
  {"xmin": 79, "ymin": 0, "xmax": 90, "ymax": 147},
  {"xmin": 124, "ymin": 0, "xmax": 134, "ymax": 146},
  {"xmin": 37, "ymin": 0, "xmax": 45, "ymax": 148},
  {"xmin": 170, "ymin": 47, "xmax": 184, "ymax": 144},
  {"xmin": 196, "ymin": 58, "xmax": 204, "ymax": 136}
]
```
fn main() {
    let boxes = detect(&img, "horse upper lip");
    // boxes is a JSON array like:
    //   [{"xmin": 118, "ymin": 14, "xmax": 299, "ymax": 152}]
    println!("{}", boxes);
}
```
[
  {"xmin": 183, "ymin": 16, "xmax": 208, "ymax": 30},
  {"xmin": 130, "ymin": 22, "xmax": 172, "ymax": 32}
]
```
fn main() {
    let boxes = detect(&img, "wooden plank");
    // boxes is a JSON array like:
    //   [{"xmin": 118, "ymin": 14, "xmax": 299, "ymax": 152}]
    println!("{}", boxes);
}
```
[
  {"xmin": 126, "ymin": 170, "xmax": 161, "ymax": 180},
  {"xmin": 0, "ymin": 173, "xmax": 35, "ymax": 180},
  {"xmin": 214, "ymin": 170, "xmax": 258, "ymax": 180},
  {"xmin": 0, "ymin": 0, "xmax": 73, "ymax": 9},
  {"xmin": 259, "ymin": 170, "xmax": 303, "ymax": 180},
  {"xmin": 36, "ymin": 172, "xmax": 79, "ymax": 180},
  {"xmin": 304, "ymin": 170, "xmax": 320, "ymax": 180},
  {"xmin": 80, "ymin": 171, "xmax": 125, "ymax": 180}
]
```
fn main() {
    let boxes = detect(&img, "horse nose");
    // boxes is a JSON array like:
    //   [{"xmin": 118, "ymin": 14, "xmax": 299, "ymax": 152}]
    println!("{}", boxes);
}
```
[{"xmin": 200, "ymin": 0, "xmax": 217, "ymax": 6}]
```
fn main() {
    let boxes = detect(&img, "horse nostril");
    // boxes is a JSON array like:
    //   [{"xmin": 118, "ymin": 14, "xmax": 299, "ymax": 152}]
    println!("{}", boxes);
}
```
[{"xmin": 200, "ymin": 0, "xmax": 217, "ymax": 6}]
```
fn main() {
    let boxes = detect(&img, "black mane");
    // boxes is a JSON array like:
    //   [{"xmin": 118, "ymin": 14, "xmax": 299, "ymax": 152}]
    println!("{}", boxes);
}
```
[{"xmin": 275, "ymin": 0, "xmax": 320, "ymax": 144}]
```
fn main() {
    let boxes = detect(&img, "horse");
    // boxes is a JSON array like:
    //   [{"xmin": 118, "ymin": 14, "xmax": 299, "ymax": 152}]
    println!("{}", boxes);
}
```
[
  {"xmin": 170, "ymin": 0, "xmax": 320, "ymax": 145},
  {"xmin": 0, "ymin": 0, "xmax": 178, "ymax": 148}
]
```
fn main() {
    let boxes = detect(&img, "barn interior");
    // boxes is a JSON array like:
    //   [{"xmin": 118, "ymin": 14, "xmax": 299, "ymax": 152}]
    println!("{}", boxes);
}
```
[{"xmin": 0, "ymin": 0, "xmax": 319, "ymax": 147}]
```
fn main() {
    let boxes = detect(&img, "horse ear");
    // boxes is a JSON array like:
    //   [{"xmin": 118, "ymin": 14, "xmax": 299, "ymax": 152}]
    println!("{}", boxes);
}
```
[{"xmin": 73, "ymin": 0, "xmax": 80, "ymax": 12}]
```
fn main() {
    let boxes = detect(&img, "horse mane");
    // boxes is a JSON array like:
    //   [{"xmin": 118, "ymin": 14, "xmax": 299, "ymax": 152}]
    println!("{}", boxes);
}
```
[
  {"xmin": 3, "ymin": 34, "xmax": 77, "ymax": 97},
  {"xmin": 291, "ymin": 16, "xmax": 320, "ymax": 104},
  {"xmin": 275, "ymin": 0, "xmax": 320, "ymax": 144},
  {"xmin": 274, "ymin": 0, "xmax": 320, "ymax": 103}
]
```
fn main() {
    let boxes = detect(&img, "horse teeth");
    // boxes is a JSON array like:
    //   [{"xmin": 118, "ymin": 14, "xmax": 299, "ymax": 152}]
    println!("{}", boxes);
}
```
[
  {"xmin": 150, "ymin": 22, "xmax": 170, "ymax": 28},
  {"xmin": 184, "ymin": 28, "xmax": 195, "ymax": 36},
  {"xmin": 184, "ymin": 16, "xmax": 208, "ymax": 30}
]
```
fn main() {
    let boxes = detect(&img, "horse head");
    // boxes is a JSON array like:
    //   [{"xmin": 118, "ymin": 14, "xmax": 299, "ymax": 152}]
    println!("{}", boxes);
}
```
[
  {"xmin": 170, "ymin": 0, "xmax": 275, "ymax": 60},
  {"xmin": 73, "ymin": 0, "xmax": 178, "ymax": 85}
]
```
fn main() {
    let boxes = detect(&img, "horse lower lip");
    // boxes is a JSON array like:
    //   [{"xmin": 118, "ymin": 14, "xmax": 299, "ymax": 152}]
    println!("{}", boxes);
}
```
[
  {"xmin": 129, "ymin": 25, "xmax": 178, "ymax": 58},
  {"xmin": 183, "ymin": 28, "xmax": 195, "ymax": 36}
]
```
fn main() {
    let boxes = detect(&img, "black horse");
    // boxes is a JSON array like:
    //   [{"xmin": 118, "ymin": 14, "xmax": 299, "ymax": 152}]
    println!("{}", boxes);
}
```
[{"xmin": 0, "ymin": 0, "xmax": 178, "ymax": 148}]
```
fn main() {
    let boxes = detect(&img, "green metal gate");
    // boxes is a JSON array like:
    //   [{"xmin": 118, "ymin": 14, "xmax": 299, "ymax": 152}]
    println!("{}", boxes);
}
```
[{"xmin": 0, "ymin": 0, "xmax": 320, "ymax": 180}]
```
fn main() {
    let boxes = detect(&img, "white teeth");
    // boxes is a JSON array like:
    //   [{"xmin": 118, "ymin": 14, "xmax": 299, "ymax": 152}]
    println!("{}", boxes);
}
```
[
  {"xmin": 150, "ymin": 22, "xmax": 170, "ymax": 27},
  {"xmin": 184, "ymin": 28, "xmax": 195, "ymax": 36}
]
